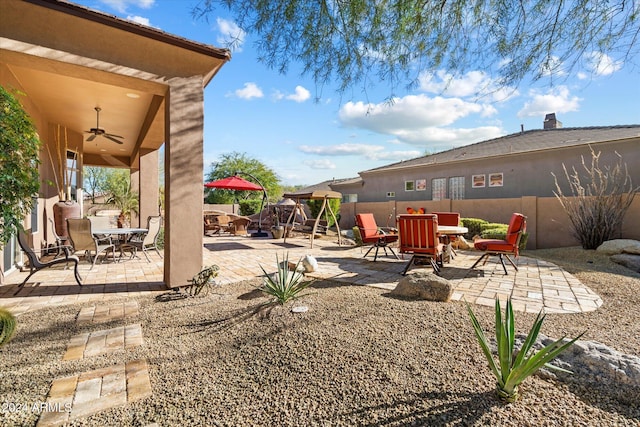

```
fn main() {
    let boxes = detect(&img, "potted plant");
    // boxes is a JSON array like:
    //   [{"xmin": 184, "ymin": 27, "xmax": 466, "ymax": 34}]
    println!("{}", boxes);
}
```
[{"xmin": 271, "ymin": 206, "xmax": 285, "ymax": 239}]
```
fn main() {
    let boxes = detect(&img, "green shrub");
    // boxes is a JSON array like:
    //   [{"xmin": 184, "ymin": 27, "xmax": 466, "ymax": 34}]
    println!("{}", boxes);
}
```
[
  {"xmin": 467, "ymin": 298, "xmax": 584, "ymax": 402},
  {"xmin": 239, "ymin": 199, "xmax": 262, "ymax": 216},
  {"xmin": 481, "ymin": 222, "xmax": 507, "ymax": 231},
  {"xmin": 260, "ymin": 253, "xmax": 312, "ymax": 305},
  {"xmin": 461, "ymin": 218, "xmax": 488, "ymax": 237},
  {"xmin": 0, "ymin": 307, "xmax": 17, "ymax": 347}
]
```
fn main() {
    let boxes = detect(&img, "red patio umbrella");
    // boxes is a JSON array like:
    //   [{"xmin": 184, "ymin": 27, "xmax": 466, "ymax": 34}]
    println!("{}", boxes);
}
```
[
  {"xmin": 204, "ymin": 175, "xmax": 263, "ymax": 191},
  {"xmin": 204, "ymin": 173, "xmax": 269, "ymax": 237}
]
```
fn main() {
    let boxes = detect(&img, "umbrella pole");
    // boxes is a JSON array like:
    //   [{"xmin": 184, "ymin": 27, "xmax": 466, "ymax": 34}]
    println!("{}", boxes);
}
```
[{"xmin": 235, "ymin": 170, "xmax": 269, "ymax": 237}]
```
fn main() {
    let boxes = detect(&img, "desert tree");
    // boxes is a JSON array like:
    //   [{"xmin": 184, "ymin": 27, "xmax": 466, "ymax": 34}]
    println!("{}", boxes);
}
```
[
  {"xmin": 193, "ymin": 1, "xmax": 640, "ymax": 96},
  {"xmin": 552, "ymin": 148, "xmax": 638, "ymax": 249}
]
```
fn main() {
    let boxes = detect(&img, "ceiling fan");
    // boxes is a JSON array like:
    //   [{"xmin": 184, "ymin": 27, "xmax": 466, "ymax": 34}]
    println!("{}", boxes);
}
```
[{"xmin": 85, "ymin": 107, "xmax": 124, "ymax": 144}]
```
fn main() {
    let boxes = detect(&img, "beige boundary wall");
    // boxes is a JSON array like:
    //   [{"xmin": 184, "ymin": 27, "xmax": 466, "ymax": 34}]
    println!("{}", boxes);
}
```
[{"xmin": 340, "ymin": 194, "xmax": 640, "ymax": 249}]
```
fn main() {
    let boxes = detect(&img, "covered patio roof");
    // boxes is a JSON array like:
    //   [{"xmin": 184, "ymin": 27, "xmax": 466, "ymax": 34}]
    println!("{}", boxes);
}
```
[
  {"xmin": 1, "ymin": 0, "xmax": 231, "ymax": 288},
  {"xmin": 1, "ymin": 0, "xmax": 230, "ymax": 168}
]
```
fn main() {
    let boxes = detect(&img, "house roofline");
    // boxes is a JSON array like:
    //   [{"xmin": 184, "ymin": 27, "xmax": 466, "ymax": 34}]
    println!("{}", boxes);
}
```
[
  {"xmin": 25, "ymin": 0, "xmax": 231, "ymax": 62},
  {"xmin": 360, "ymin": 126, "xmax": 640, "ymax": 176}
]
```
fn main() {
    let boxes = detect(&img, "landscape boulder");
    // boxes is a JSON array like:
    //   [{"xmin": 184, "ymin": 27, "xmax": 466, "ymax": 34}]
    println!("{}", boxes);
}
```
[
  {"xmin": 391, "ymin": 271, "xmax": 453, "ymax": 302},
  {"xmin": 596, "ymin": 239, "xmax": 640, "ymax": 255},
  {"xmin": 610, "ymin": 253, "xmax": 640, "ymax": 273}
]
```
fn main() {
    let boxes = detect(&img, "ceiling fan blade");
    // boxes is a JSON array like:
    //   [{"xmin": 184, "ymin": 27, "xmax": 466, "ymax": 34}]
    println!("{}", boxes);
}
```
[
  {"xmin": 104, "ymin": 133, "xmax": 124, "ymax": 139},
  {"xmin": 86, "ymin": 134, "xmax": 97, "ymax": 142},
  {"xmin": 104, "ymin": 134, "xmax": 124, "ymax": 144}
]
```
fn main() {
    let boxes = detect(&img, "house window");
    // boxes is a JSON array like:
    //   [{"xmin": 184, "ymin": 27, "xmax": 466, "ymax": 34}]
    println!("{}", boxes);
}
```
[
  {"xmin": 386, "ymin": 192, "xmax": 395, "ymax": 198},
  {"xmin": 342, "ymin": 194, "xmax": 358, "ymax": 203},
  {"xmin": 449, "ymin": 176, "xmax": 465, "ymax": 199},
  {"xmin": 432, "ymin": 178, "xmax": 446, "ymax": 200},
  {"xmin": 31, "ymin": 197, "xmax": 38, "ymax": 233},
  {"xmin": 404, "ymin": 181, "xmax": 415, "ymax": 191},
  {"xmin": 66, "ymin": 150, "xmax": 79, "ymax": 200}
]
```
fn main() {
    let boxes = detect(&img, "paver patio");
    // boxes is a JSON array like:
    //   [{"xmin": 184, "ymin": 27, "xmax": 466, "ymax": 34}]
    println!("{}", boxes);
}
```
[{"xmin": 1, "ymin": 233, "xmax": 602, "ymax": 315}]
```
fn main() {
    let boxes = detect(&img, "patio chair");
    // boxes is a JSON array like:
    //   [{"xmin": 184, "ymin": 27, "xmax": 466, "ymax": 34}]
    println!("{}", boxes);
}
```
[
  {"xmin": 397, "ymin": 214, "xmax": 444, "ymax": 275},
  {"xmin": 47, "ymin": 217, "xmax": 73, "ymax": 257},
  {"xmin": 66, "ymin": 218, "xmax": 116, "ymax": 269},
  {"xmin": 355, "ymin": 213, "xmax": 399, "ymax": 261},
  {"xmin": 17, "ymin": 229, "xmax": 82, "ymax": 286},
  {"xmin": 471, "ymin": 213, "xmax": 527, "ymax": 275},
  {"xmin": 120, "ymin": 216, "xmax": 163, "ymax": 262},
  {"xmin": 230, "ymin": 216, "xmax": 251, "ymax": 235}
]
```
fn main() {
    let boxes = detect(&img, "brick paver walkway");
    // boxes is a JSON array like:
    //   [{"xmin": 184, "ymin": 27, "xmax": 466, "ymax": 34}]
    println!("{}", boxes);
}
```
[{"xmin": 2, "ymin": 234, "xmax": 602, "ymax": 315}]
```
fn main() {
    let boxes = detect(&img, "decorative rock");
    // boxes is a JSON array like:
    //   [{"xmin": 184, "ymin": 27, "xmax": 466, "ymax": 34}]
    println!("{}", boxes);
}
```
[
  {"xmin": 302, "ymin": 255, "xmax": 318, "ymax": 273},
  {"xmin": 534, "ymin": 335, "xmax": 640, "ymax": 387},
  {"xmin": 596, "ymin": 239, "xmax": 640, "ymax": 255},
  {"xmin": 391, "ymin": 271, "xmax": 453, "ymax": 302},
  {"xmin": 291, "ymin": 306, "xmax": 309, "ymax": 313},
  {"xmin": 610, "ymin": 253, "xmax": 640, "ymax": 273}
]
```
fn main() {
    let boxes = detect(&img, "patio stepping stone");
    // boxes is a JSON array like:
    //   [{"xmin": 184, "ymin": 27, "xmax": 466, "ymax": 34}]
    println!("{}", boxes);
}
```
[
  {"xmin": 77, "ymin": 301, "xmax": 139, "ymax": 324},
  {"xmin": 36, "ymin": 360, "xmax": 152, "ymax": 426},
  {"xmin": 63, "ymin": 324, "xmax": 144, "ymax": 361}
]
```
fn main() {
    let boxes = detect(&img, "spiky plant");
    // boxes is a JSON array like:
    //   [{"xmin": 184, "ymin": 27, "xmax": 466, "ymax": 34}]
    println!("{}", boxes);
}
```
[
  {"xmin": 0, "ymin": 307, "xmax": 17, "ymax": 347},
  {"xmin": 467, "ymin": 298, "xmax": 584, "ymax": 402},
  {"xmin": 260, "ymin": 253, "xmax": 312, "ymax": 305}
]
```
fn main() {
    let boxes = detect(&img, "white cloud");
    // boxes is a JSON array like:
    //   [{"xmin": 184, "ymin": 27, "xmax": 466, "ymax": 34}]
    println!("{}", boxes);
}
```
[
  {"xmin": 216, "ymin": 18, "xmax": 245, "ymax": 52},
  {"xmin": 233, "ymin": 82, "xmax": 263, "ymax": 100},
  {"xmin": 126, "ymin": 15, "xmax": 154, "ymax": 27},
  {"xmin": 337, "ymin": 94, "xmax": 503, "ymax": 147},
  {"xmin": 303, "ymin": 159, "xmax": 337, "ymax": 169},
  {"xmin": 517, "ymin": 86, "xmax": 581, "ymax": 118},
  {"xmin": 100, "ymin": 0, "xmax": 154, "ymax": 13},
  {"xmin": 418, "ymin": 70, "xmax": 518, "ymax": 102},
  {"xmin": 286, "ymin": 86, "xmax": 311, "ymax": 102},
  {"xmin": 586, "ymin": 52, "xmax": 623, "ymax": 76},
  {"xmin": 299, "ymin": 143, "xmax": 421, "ymax": 161}
]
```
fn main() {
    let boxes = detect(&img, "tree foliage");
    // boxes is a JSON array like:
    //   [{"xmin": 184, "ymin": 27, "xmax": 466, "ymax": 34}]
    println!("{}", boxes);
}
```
[
  {"xmin": 194, "ymin": 1, "xmax": 640, "ymax": 95},
  {"xmin": 0, "ymin": 86, "xmax": 40, "ymax": 248},
  {"xmin": 83, "ymin": 166, "xmax": 108, "ymax": 204},
  {"xmin": 205, "ymin": 152, "xmax": 281, "ymax": 204},
  {"xmin": 104, "ymin": 169, "xmax": 139, "ymax": 223},
  {"xmin": 552, "ymin": 149, "xmax": 638, "ymax": 249}
]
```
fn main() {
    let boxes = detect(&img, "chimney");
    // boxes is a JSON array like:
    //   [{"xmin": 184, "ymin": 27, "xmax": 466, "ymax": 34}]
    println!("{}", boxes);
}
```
[{"xmin": 544, "ymin": 113, "xmax": 562, "ymax": 129}]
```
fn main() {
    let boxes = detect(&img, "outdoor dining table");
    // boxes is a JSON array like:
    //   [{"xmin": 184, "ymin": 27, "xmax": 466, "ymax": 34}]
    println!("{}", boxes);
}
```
[
  {"xmin": 436, "ymin": 225, "xmax": 468, "ymax": 261},
  {"xmin": 93, "ymin": 228, "xmax": 148, "ymax": 258}
]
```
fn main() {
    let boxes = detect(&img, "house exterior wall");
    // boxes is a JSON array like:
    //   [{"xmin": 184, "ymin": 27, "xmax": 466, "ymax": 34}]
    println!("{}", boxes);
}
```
[
  {"xmin": 339, "ymin": 194, "xmax": 640, "ymax": 249},
  {"xmin": 356, "ymin": 139, "xmax": 640, "ymax": 203}
]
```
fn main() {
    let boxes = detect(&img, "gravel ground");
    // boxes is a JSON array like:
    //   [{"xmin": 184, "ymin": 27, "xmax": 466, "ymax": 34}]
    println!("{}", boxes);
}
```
[{"xmin": 1, "ymin": 247, "xmax": 639, "ymax": 426}]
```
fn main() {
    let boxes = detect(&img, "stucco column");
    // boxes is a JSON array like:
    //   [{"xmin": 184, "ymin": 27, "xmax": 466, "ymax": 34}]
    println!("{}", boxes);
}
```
[
  {"xmin": 138, "ymin": 149, "xmax": 160, "ymax": 227},
  {"xmin": 164, "ymin": 76, "xmax": 204, "ymax": 288}
]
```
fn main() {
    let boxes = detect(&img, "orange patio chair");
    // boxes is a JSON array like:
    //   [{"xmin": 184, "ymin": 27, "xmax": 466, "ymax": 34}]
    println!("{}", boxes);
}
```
[
  {"xmin": 355, "ymin": 213, "xmax": 399, "ymax": 261},
  {"xmin": 471, "ymin": 213, "xmax": 527, "ymax": 275},
  {"xmin": 397, "ymin": 214, "xmax": 444, "ymax": 275}
]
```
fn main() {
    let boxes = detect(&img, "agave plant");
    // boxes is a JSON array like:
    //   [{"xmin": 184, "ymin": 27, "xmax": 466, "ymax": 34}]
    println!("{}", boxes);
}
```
[
  {"xmin": 0, "ymin": 307, "xmax": 17, "ymax": 347},
  {"xmin": 467, "ymin": 298, "xmax": 584, "ymax": 402},
  {"xmin": 260, "ymin": 253, "xmax": 312, "ymax": 305}
]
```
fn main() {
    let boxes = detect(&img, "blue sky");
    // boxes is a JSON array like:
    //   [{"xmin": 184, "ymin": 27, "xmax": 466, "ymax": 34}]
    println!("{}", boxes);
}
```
[{"xmin": 74, "ymin": 0, "xmax": 640, "ymax": 186}]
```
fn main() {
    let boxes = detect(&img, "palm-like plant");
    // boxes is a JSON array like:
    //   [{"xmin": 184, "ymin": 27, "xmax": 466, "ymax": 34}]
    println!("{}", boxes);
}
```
[
  {"xmin": 260, "ymin": 253, "xmax": 312, "ymax": 305},
  {"xmin": 105, "ymin": 170, "xmax": 139, "ymax": 227},
  {"xmin": 467, "ymin": 298, "xmax": 584, "ymax": 402}
]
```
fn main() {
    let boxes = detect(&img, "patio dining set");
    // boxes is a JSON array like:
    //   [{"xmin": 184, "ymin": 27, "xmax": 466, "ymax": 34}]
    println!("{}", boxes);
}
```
[{"xmin": 354, "ymin": 211, "xmax": 527, "ymax": 277}]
